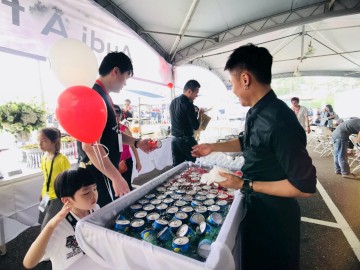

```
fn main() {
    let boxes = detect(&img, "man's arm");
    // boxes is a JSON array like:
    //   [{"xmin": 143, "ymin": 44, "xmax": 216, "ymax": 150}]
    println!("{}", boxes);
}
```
[
  {"xmin": 219, "ymin": 173, "xmax": 313, "ymax": 198},
  {"xmin": 305, "ymin": 110, "xmax": 311, "ymax": 134},
  {"xmin": 186, "ymin": 103, "xmax": 203, "ymax": 131},
  {"xmin": 121, "ymin": 132, "xmax": 152, "ymax": 153},
  {"xmin": 123, "ymin": 127, "xmax": 142, "ymax": 172},
  {"xmin": 356, "ymin": 131, "xmax": 360, "ymax": 143},
  {"xmin": 82, "ymin": 142, "xmax": 129, "ymax": 196},
  {"xmin": 191, "ymin": 138, "xmax": 241, "ymax": 157}
]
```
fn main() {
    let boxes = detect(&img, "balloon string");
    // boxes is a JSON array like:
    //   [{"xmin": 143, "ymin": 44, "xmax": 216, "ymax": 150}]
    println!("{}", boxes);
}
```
[{"xmin": 92, "ymin": 143, "xmax": 114, "ymax": 202}]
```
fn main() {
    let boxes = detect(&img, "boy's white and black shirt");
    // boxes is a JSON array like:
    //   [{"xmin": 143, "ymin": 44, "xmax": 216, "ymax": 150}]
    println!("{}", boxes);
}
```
[{"xmin": 42, "ymin": 205, "xmax": 107, "ymax": 270}]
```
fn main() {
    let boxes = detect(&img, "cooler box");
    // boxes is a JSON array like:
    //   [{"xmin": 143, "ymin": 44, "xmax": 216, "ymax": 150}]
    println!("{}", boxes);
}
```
[{"xmin": 76, "ymin": 162, "xmax": 245, "ymax": 270}]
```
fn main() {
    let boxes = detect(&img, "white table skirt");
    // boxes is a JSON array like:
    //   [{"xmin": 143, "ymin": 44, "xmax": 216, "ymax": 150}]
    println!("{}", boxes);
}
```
[
  {"xmin": 0, "ymin": 171, "xmax": 42, "ymax": 244},
  {"xmin": 131, "ymin": 137, "xmax": 173, "ymax": 181},
  {"xmin": 0, "ymin": 162, "xmax": 77, "ymax": 245},
  {"xmin": 76, "ymin": 163, "xmax": 244, "ymax": 270}
]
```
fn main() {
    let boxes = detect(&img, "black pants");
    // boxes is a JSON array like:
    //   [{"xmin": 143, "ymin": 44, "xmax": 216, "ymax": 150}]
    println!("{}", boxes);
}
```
[
  {"xmin": 121, "ymin": 158, "xmax": 134, "ymax": 191},
  {"xmin": 171, "ymin": 137, "xmax": 197, "ymax": 166},
  {"xmin": 38, "ymin": 198, "xmax": 63, "ymax": 230},
  {"xmin": 85, "ymin": 164, "xmax": 116, "ymax": 207},
  {"xmin": 241, "ymin": 194, "xmax": 300, "ymax": 270}
]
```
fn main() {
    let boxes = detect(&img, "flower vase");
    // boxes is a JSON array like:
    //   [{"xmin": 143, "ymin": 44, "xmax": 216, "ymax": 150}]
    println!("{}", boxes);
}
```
[
  {"xmin": 14, "ymin": 131, "xmax": 31, "ymax": 146},
  {"xmin": 14, "ymin": 132, "xmax": 32, "ymax": 163}
]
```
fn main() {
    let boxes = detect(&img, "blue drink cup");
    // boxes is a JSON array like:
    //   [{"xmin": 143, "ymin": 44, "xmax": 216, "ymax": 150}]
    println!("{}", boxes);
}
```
[
  {"xmin": 189, "ymin": 213, "xmax": 205, "ymax": 225},
  {"xmin": 207, "ymin": 212, "xmax": 223, "ymax": 226},
  {"xmin": 114, "ymin": 219, "xmax": 130, "ymax": 233},
  {"xmin": 197, "ymin": 238, "xmax": 212, "ymax": 259},
  {"xmin": 157, "ymin": 226, "xmax": 173, "ymax": 242},
  {"xmin": 172, "ymin": 236, "xmax": 190, "ymax": 253},
  {"xmin": 176, "ymin": 224, "xmax": 195, "ymax": 240},
  {"xmin": 153, "ymin": 219, "xmax": 168, "ymax": 231}
]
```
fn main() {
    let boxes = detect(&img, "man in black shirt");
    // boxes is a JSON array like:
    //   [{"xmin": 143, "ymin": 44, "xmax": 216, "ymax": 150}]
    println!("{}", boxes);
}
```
[
  {"xmin": 192, "ymin": 44, "xmax": 317, "ymax": 269},
  {"xmin": 78, "ymin": 52, "xmax": 152, "ymax": 207},
  {"xmin": 120, "ymin": 99, "xmax": 133, "ymax": 121},
  {"xmin": 170, "ymin": 80, "xmax": 204, "ymax": 166}
]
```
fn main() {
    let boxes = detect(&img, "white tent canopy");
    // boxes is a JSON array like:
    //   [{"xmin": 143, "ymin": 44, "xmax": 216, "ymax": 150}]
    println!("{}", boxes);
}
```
[{"xmin": 96, "ymin": 0, "xmax": 360, "ymax": 88}]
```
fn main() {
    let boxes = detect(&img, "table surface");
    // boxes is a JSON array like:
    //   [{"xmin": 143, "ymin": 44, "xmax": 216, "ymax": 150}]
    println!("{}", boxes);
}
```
[{"xmin": 131, "ymin": 137, "xmax": 173, "ymax": 181}]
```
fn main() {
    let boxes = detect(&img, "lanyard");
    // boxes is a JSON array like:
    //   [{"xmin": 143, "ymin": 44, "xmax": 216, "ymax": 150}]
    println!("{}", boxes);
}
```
[
  {"xmin": 95, "ymin": 80, "xmax": 121, "ymax": 128},
  {"xmin": 65, "ymin": 212, "xmax": 78, "ymax": 231},
  {"xmin": 66, "ymin": 210, "xmax": 94, "ymax": 230},
  {"xmin": 44, "ymin": 153, "xmax": 58, "ymax": 193},
  {"xmin": 65, "ymin": 212, "xmax": 86, "ymax": 254}
]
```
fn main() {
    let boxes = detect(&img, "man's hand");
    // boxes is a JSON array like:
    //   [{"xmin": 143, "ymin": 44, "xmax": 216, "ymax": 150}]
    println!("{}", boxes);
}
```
[
  {"xmin": 192, "ymin": 143, "xmax": 212, "ymax": 157},
  {"xmin": 218, "ymin": 172, "xmax": 243, "ymax": 190},
  {"xmin": 199, "ymin": 108, "xmax": 205, "ymax": 116},
  {"xmin": 112, "ymin": 176, "xmax": 130, "ymax": 197},
  {"xmin": 306, "ymin": 126, "xmax": 311, "ymax": 134},
  {"xmin": 137, "ymin": 139, "xmax": 153, "ymax": 153}
]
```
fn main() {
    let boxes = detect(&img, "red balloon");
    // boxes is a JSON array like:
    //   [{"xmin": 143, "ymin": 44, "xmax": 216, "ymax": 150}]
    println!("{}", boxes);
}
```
[
  {"xmin": 56, "ymin": 86, "xmax": 107, "ymax": 143},
  {"xmin": 167, "ymin": 82, "xmax": 174, "ymax": 89}
]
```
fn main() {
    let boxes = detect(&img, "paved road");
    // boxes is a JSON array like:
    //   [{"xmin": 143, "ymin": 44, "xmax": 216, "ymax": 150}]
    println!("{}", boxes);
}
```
[{"xmin": 299, "ymin": 150, "xmax": 360, "ymax": 269}]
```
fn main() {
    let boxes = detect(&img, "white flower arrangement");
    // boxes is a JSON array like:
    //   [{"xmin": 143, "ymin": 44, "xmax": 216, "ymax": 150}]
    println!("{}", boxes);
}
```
[{"xmin": 0, "ymin": 101, "xmax": 46, "ymax": 134}]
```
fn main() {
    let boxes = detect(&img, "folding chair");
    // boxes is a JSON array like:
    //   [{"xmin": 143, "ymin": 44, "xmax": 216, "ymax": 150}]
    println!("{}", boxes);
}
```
[
  {"xmin": 349, "ymin": 134, "xmax": 360, "ymax": 173},
  {"xmin": 313, "ymin": 127, "xmax": 333, "ymax": 156}
]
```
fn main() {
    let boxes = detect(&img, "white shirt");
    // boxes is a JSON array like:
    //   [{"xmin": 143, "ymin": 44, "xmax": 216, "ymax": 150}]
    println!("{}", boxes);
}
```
[
  {"xmin": 42, "ymin": 205, "xmax": 107, "ymax": 270},
  {"xmin": 294, "ymin": 106, "xmax": 308, "ymax": 130}
]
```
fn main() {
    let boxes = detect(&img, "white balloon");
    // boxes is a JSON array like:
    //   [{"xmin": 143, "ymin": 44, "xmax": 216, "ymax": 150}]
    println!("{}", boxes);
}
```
[{"xmin": 48, "ymin": 38, "xmax": 98, "ymax": 87}]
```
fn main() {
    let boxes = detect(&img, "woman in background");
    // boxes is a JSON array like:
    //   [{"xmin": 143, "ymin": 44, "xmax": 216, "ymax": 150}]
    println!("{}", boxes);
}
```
[{"xmin": 320, "ymin": 104, "xmax": 338, "ymax": 129}]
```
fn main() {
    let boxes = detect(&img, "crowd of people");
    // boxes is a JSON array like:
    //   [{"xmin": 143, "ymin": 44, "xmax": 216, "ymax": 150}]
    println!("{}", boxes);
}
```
[
  {"xmin": 22, "ymin": 45, "xmax": 360, "ymax": 270},
  {"xmin": 289, "ymin": 96, "xmax": 360, "ymax": 180}
]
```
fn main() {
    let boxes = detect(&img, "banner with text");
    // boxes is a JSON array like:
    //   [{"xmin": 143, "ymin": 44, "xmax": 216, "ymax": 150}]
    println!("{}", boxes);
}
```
[{"xmin": 0, "ymin": 0, "xmax": 172, "ymax": 85}]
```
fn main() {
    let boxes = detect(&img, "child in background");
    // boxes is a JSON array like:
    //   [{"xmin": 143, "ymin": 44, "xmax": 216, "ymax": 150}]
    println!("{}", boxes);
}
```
[
  {"xmin": 23, "ymin": 168, "xmax": 107, "ymax": 270},
  {"xmin": 38, "ymin": 127, "xmax": 70, "ymax": 229},
  {"xmin": 114, "ymin": 104, "xmax": 142, "ymax": 190},
  {"xmin": 119, "ymin": 119, "xmax": 142, "ymax": 190}
]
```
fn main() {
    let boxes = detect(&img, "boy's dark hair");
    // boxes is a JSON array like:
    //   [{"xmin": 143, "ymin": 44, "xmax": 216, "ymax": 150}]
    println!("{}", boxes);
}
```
[
  {"xmin": 225, "ymin": 44, "xmax": 273, "ymax": 85},
  {"xmin": 291, "ymin": 97, "xmax": 300, "ymax": 102},
  {"xmin": 54, "ymin": 168, "xmax": 96, "ymax": 198},
  {"xmin": 39, "ymin": 127, "xmax": 61, "ymax": 153},
  {"xmin": 183, "ymin": 79, "xmax": 201, "ymax": 93},
  {"xmin": 99, "ymin": 52, "xmax": 134, "ymax": 77}
]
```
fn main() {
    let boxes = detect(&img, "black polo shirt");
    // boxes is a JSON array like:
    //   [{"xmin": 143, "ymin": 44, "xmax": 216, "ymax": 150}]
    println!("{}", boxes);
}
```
[
  {"xmin": 170, "ymin": 94, "xmax": 199, "ymax": 137},
  {"xmin": 241, "ymin": 90, "xmax": 316, "ymax": 193},
  {"xmin": 77, "ymin": 83, "xmax": 120, "ymax": 167}
]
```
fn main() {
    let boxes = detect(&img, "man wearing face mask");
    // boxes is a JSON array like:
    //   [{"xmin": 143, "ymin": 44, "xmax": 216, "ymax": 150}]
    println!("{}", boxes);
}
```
[{"xmin": 170, "ymin": 80, "xmax": 204, "ymax": 166}]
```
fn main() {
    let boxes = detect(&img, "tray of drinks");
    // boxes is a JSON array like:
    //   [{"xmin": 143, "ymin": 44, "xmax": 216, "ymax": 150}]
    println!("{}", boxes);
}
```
[{"xmin": 76, "ymin": 162, "xmax": 244, "ymax": 270}]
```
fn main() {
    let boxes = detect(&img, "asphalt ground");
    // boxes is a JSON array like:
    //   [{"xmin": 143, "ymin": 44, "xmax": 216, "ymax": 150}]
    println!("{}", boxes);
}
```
[
  {"xmin": 298, "ymin": 148, "xmax": 360, "ymax": 270},
  {"xmin": 1, "ymin": 150, "xmax": 360, "ymax": 269}
]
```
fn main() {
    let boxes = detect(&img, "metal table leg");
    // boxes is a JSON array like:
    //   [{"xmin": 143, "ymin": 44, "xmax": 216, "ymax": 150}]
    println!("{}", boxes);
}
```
[{"xmin": 0, "ymin": 215, "xmax": 6, "ymax": 255}]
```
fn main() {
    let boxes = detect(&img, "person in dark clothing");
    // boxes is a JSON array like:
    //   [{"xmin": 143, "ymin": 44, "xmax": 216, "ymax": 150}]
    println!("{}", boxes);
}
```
[
  {"xmin": 170, "ymin": 80, "xmax": 204, "ymax": 166},
  {"xmin": 332, "ymin": 118, "xmax": 360, "ymax": 179},
  {"xmin": 192, "ymin": 44, "xmax": 317, "ymax": 270},
  {"xmin": 77, "ymin": 52, "xmax": 152, "ymax": 207},
  {"xmin": 120, "ymin": 99, "xmax": 133, "ymax": 121}
]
